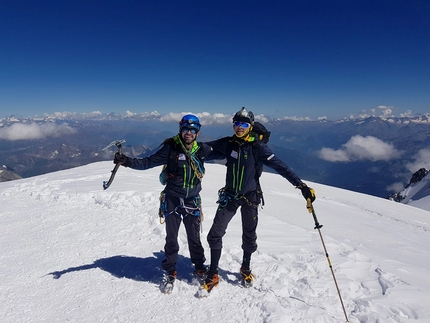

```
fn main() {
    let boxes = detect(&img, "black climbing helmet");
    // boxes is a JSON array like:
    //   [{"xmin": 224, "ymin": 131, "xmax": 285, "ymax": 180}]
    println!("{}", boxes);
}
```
[{"xmin": 232, "ymin": 107, "xmax": 254, "ymax": 125}]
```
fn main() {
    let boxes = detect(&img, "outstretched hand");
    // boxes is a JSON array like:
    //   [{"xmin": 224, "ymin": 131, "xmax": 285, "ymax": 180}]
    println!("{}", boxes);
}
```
[
  {"xmin": 114, "ymin": 152, "xmax": 128, "ymax": 165},
  {"xmin": 297, "ymin": 183, "xmax": 315, "ymax": 204},
  {"xmin": 297, "ymin": 183, "xmax": 316, "ymax": 213}
]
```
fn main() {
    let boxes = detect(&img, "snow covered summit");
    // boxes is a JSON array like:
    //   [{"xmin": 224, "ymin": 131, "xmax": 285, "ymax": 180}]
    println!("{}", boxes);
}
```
[{"xmin": 1, "ymin": 162, "xmax": 430, "ymax": 322}]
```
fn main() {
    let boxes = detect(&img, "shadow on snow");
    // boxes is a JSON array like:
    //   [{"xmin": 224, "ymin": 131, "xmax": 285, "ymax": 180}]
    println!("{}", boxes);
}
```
[{"xmin": 47, "ymin": 252, "xmax": 196, "ymax": 284}]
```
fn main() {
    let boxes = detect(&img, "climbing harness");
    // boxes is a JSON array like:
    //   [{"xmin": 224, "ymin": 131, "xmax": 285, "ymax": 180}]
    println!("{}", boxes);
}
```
[
  {"xmin": 159, "ymin": 193, "xmax": 203, "ymax": 225},
  {"xmin": 217, "ymin": 187, "xmax": 254, "ymax": 208}
]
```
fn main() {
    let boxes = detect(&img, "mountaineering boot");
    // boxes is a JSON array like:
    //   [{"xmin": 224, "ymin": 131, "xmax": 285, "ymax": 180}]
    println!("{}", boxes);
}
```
[
  {"xmin": 201, "ymin": 271, "xmax": 219, "ymax": 293},
  {"xmin": 193, "ymin": 265, "xmax": 208, "ymax": 280},
  {"xmin": 160, "ymin": 270, "xmax": 177, "ymax": 294},
  {"xmin": 240, "ymin": 267, "xmax": 255, "ymax": 288}
]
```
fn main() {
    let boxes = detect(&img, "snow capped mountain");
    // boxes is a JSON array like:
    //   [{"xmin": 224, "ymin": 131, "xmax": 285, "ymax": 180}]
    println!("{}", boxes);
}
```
[
  {"xmin": 1, "ymin": 162, "xmax": 430, "ymax": 322},
  {"xmin": 389, "ymin": 168, "xmax": 430, "ymax": 211}
]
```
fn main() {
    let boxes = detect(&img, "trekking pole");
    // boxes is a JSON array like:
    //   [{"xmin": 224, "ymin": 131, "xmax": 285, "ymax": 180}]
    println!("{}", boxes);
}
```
[
  {"xmin": 102, "ymin": 139, "xmax": 126, "ymax": 190},
  {"xmin": 307, "ymin": 199, "xmax": 349, "ymax": 322}
]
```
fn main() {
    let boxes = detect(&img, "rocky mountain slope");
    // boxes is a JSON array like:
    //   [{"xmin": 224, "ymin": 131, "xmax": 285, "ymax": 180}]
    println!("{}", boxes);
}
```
[{"xmin": 389, "ymin": 168, "xmax": 430, "ymax": 211}]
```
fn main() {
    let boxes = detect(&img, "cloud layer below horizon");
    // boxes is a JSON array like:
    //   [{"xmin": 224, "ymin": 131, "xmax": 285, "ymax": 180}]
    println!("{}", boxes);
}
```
[
  {"xmin": 0, "ymin": 123, "xmax": 77, "ymax": 140},
  {"xmin": 318, "ymin": 135, "xmax": 403, "ymax": 162}
]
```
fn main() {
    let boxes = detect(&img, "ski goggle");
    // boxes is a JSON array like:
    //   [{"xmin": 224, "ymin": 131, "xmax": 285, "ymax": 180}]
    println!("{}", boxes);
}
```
[
  {"xmin": 181, "ymin": 127, "xmax": 199, "ymax": 134},
  {"xmin": 233, "ymin": 121, "xmax": 251, "ymax": 128}
]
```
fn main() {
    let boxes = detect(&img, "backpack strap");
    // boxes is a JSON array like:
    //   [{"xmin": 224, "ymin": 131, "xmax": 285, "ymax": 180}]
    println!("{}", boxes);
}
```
[
  {"xmin": 158, "ymin": 137, "xmax": 178, "ymax": 185},
  {"xmin": 162, "ymin": 137, "xmax": 178, "ymax": 176},
  {"xmin": 160, "ymin": 137, "xmax": 205, "ymax": 184},
  {"xmin": 195, "ymin": 142, "xmax": 205, "ymax": 160},
  {"xmin": 251, "ymin": 139, "xmax": 265, "ymax": 206}
]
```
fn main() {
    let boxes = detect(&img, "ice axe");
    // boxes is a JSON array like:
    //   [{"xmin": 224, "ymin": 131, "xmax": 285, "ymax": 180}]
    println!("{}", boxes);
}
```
[
  {"xmin": 307, "ymin": 199, "xmax": 349, "ymax": 322},
  {"xmin": 102, "ymin": 139, "xmax": 125, "ymax": 190}
]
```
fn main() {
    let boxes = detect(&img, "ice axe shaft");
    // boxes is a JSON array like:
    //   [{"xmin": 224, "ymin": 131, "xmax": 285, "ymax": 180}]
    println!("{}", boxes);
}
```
[
  {"xmin": 102, "ymin": 140, "xmax": 125, "ymax": 190},
  {"xmin": 307, "ymin": 200, "xmax": 349, "ymax": 322}
]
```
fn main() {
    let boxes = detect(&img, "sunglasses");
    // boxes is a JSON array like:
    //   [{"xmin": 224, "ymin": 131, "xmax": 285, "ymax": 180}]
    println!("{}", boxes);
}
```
[
  {"xmin": 233, "ymin": 121, "xmax": 251, "ymax": 128},
  {"xmin": 181, "ymin": 127, "xmax": 198, "ymax": 134}
]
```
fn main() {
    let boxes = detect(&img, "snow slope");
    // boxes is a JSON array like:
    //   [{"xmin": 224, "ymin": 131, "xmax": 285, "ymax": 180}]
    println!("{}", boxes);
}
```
[{"xmin": 1, "ymin": 162, "xmax": 430, "ymax": 323}]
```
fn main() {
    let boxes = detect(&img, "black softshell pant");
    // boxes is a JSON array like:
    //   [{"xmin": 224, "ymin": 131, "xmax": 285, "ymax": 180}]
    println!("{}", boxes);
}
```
[
  {"xmin": 161, "ymin": 194, "xmax": 205, "ymax": 273},
  {"xmin": 207, "ymin": 191, "xmax": 259, "ymax": 271}
]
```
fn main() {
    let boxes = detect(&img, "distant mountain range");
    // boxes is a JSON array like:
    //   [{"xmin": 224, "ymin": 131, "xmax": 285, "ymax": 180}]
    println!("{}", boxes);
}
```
[{"xmin": 1, "ymin": 112, "xmax": 430, "ymax": 199}]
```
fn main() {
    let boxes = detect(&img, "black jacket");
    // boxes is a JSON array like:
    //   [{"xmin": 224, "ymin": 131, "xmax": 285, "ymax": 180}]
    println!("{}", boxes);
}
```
[
  {"xmin": 206, "ymin": 135, "xmax": 303, "ymax": 195},
  {"xmin": 124, "ymin": 138, "xmax": 213, "ymax": 199}
]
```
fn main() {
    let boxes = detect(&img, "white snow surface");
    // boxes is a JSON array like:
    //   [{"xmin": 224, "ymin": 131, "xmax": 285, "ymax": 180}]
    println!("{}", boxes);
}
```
[{"xmin": 1, "ymin": 162, "xmax": 430, "ymax": 323}]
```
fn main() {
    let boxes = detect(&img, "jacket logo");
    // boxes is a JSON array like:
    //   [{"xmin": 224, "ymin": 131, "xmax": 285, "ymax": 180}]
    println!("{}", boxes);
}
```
[
  {"xmin": 178, "ymin": 153, "xmax": 186, "ymax": 161},
  {"xmin": 230, "ymin": 150, "xmax": 238, "ymax": 159}
]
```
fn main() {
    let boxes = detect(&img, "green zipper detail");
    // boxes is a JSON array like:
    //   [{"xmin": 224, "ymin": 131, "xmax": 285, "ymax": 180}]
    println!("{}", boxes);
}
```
[
  {"xmin": 183, "ymin": 163, "xmax": 197, "ymax": 198},
  {"xmin": 232, "ymin": 163, "xmax": 237, "ymax": 189},
  {"xmin": 233, "ymin": 147, "xmax": 245, "ymax": 193},
  {"xmin": 239, "ymin": 165, "xmax": 245, "ymax": 191}
]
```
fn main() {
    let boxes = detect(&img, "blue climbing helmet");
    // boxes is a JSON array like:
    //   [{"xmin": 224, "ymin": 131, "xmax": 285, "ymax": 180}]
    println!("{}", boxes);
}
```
[{"xmin": 179, "ymin": 114, "xmax": 201, "ymax": 132}]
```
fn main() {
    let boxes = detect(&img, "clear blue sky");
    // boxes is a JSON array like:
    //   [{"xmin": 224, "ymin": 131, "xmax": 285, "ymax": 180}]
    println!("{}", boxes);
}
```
[{"xmin": 1, "ymin": 0, "xmax": 429, "ymax": 119}]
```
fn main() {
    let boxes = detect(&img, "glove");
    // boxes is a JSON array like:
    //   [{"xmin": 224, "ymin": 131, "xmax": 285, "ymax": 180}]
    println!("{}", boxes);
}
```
[
  {"xmin": 297, "ymin": 183, "xmax": 316, "ymax": 203},
  {"xmin": 114, "ymin": 152, "xmax": 129, "ymax": 166}
]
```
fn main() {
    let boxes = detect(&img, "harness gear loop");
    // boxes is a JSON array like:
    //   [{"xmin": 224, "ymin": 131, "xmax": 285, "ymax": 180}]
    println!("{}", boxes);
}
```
[
  {"xmin": 174, "ymin": 197, "xmax": 201, "ymax": 217},
  {"xmin": 217, "ymin": 187, "xmax": 254, "ymax": 208}
]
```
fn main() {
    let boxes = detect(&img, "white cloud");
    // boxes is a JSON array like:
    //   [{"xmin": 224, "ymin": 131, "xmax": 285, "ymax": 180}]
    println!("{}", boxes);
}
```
[
  {"xmin": 0, "ymin": 122, "xmax": 77, "ymax": 140},
  {"xmin": 406, "ymin": 148, "xmax": 430, "ymax": 173},
  {"xmin": 350, "ymin": 105, "xmax": 398, "ymax": 119},
  {"xmin": 318, "ymin": 135, "xmax": 403, "ymax": 162},
  {"xmin": 399, "ymin": 110, "xmax": 413, "ymax": 118},
  {"xmin": 22, "ymin": 110, "xmax": 269, "ymax": 126},
  {"xmin": 197, "ymin": 112, "xmax": 232, "ymax": 125},
  {"xmin": 43, "ymin": 111, "xmax": 103, "ymax": 119},
  {"xmin": 369, "ymin": 105, "xmax": 393, "ymax": 117},
  {"xmin": 157, "ymin": 111, "xmax": 269, "ymax": 125},
  {"xmin": 377, "ymin": 105, "xmax": 393, "ymax": 117},
  {"xmin": 124, "ymin": 110, "xmax": 136, "ymax": 117},
  {"xmin": 276, "ymin": 116, "xmax": 312, "ymax": 121},
  {"xmin": 318, "ymin": 147, "xmax": 351, "ymax": 162}
]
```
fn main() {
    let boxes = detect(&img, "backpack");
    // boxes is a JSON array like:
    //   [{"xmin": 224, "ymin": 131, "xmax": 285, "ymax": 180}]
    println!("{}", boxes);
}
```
[
  {"xmin": 251, "ymin": 121, "xmax": 271, "ymax": 206},
  {"xmin": 159, "ymin": 137, "xmax": 205, "ymax": 185},
  {"xmin": 251, "ymin": 121, "xmax": 271, "ymax": 179},
  {"xmin": 252, "ymin": 121, "xmax": 271, "ymax": 144}
]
